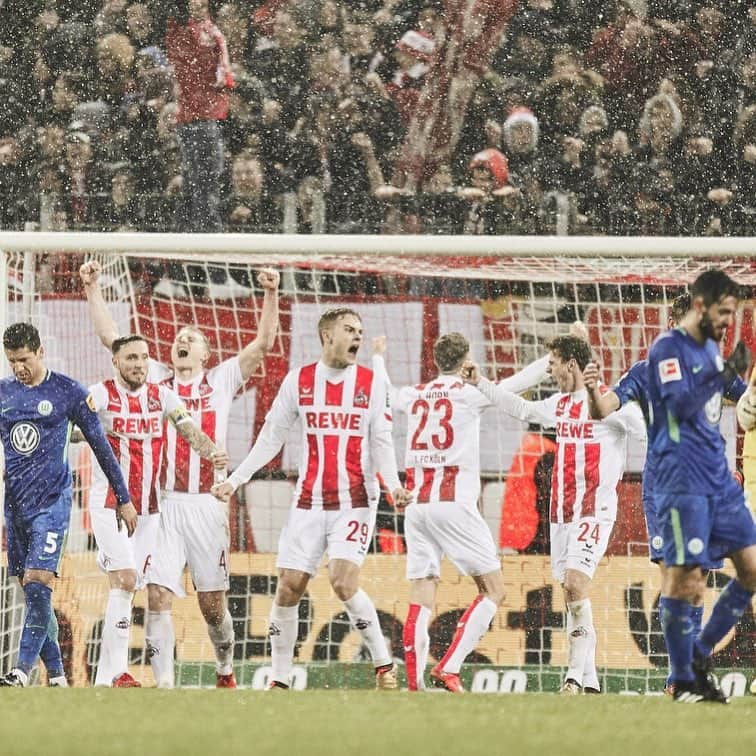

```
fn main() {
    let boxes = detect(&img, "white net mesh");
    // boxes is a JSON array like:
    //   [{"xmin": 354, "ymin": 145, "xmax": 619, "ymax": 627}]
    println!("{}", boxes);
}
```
[{"xmin": 2, "ymin": 237, "xmax": 755, "ymax": 692}]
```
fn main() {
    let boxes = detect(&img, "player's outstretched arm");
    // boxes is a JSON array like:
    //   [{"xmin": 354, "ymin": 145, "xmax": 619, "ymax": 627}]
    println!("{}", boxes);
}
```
[
  {"xmin": 238, "ymin": 269, "xmax": 280, "ymax": 381},
  {"xmin": 371, "ymin": 335, "xmax": 400, "ymax": 409},
  {"xmin": 583, "ymin": 362, "xmax": 620, "ymax": 419},
  {"xmin": 79, "ymin": 261, "xmax": 121, "ymax": 350},
  {"xmin": 461, "ymin": 359, "xmax": 554, "ymax": 426}
]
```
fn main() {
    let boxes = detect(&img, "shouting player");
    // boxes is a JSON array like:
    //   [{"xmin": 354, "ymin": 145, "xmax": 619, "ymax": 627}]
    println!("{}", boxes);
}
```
[
  {"xmin": 0, "ymin": 323, "xmax": 136, "ymax": 688},
  {"xmin": 80, "ymin": 260, "xmax": 279, "ymax": 688},
  {"xmin": 463, "ymin": 335, "xmax": 645, "ymax": 694},
  {"xmin": 86, "ymin": 334, "xmax": 227, "ymax": 687},
  {"xmin": 212, "ymin": 308, "xmax": 411, "ymax": 690},
  {"xmin": 372, "ymin": 332, "xmax": 550, "ymax": 693},
  {"xmin": 646, "ymin": 269, "xmax": 756, "ymax": 704}
]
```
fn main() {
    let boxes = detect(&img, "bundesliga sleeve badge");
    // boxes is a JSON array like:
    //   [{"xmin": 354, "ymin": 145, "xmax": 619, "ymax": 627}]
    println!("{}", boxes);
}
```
[{"xmin": 658, "ymin": 358, "xmax": 682, "ymax": 383}]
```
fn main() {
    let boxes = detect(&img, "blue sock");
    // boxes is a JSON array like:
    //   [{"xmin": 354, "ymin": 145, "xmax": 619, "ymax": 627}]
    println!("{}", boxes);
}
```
[
  {"xmin": 39, "ymin": 612, "xmax": 64, "ymax": 679},
  {"xmin": 660, "ymin": 596, "xmax": 696, "ymax": 684},
  {"xmin": 17, "ymin": 582, "xmax": 53, "ymax": 675},
  {"xmin": 695, "ymin": 579, "xmax": 754, "ymax": 658},
  {"xmin": 691, "ymin": 605, "xmax": 704, "ymax": 637}
]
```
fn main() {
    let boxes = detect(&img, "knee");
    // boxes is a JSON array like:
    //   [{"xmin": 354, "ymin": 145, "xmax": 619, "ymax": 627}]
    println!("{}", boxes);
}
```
[
  {"xmin": 562, "ymin": 577, "xmax": 588, "ymax": 603},
  {"xmin": 199, "ymin": 593, "xmax": 226, "ymax": 626},
  {"xmin": 112, "ymin": 571, "xmax": 137, "ymax": 593},
  {"xmin": 665, "ymin": 569, "xmax": 702, "ymax": 602},
  {"xmin": 736, "ymin": 567, "xmax": 756, "ymax": 593},
  {"xmin": 276, "ymin": 580, "xmax": 304, "ymax": 607},
  {"xmin": 148, "ymin": 584, "xmax": 174, "ymax": 612},
  {"xmin": 330, "ymin": 576, "xmax": 357, "ymax": 602}
]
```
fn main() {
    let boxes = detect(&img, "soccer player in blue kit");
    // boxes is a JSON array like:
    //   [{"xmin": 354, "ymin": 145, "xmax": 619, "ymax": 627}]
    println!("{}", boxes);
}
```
[
  {"xmin": 584, "ymin": 291, "xmax": 750, "ymax": 697},
  {"xmin": 646, "ymin": 270, "xmax": 756, "ymax": 703},
  {"xmin": 0, "ymin": 323, "xmax": 137, "ymax": 687}
]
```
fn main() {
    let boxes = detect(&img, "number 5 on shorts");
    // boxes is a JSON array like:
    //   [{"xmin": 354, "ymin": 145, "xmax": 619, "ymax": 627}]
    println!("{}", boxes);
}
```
[{"xmin": 43, "ymin": 531, "xmax": 59, "ymax": 554}]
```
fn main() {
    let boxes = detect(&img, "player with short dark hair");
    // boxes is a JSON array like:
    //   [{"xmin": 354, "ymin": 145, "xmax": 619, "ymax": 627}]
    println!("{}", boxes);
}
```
[
  {"xmin": 0, "ymin": 323, "xmax": 136, "ymax": 687},
  {"xmin": 463, "ymin": 333, "xmax": 645, "ymax": 694},
  {"xmin": 647, "ymin": 268, "xmax": 756, "ymax": 703}
]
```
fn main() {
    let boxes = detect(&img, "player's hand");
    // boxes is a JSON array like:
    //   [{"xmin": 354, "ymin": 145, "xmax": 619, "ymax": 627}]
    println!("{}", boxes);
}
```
[
  {"xmin": 210, "ymin": 448, "xmax": 229, "ymax": 470},
  {"xmin": 569, "ymin": 320, "xmax": 589, "ymax": 342},
  {"xmin": 211, "ymin": 481, "xmax": 234, "ymax": 503},
  {"xmin": 391, "ymin": 487, "xmax": 413, "ymax": 511},
  {"xmin": 724, "ymin": 341, "xmax": 752, "ymax": 382},
  {"xmin": 460, "ymin": 360, "xmax": 481, "ymax": 385},
  {"xmin": 583, "ymin": 362, "xmax": 600, "ymax": 392},
  {"xmin": 79, "ymin": 260, "xmax": 102, "ymax": 286},
  {"xmin": 372, "ymin": 335, "xmax": 387, "ymax": 356},
  {"xmin": 257, "ymin": 268, "xmax": 280, "ymax": 291},
  {"xmin": 116, "ymin": 502, "xmax": 138, "ymax": 537}
]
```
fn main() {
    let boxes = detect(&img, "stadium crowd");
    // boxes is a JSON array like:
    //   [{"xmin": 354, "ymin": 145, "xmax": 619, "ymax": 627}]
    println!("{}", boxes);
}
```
[{"xmin": 0, "ymin": 0, "xmax": 755, "ymax": 248}]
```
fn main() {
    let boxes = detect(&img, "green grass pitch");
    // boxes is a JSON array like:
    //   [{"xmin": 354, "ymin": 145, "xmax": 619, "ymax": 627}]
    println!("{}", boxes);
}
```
[{"xmin": 0, "ymin": 690, "xmax": 754, "ymax": 756}]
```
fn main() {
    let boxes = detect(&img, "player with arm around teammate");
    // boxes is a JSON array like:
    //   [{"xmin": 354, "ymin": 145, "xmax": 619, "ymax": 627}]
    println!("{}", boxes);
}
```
[
  {"xmin": 462, "ymin": 335, "xmax": 645, "ymax": 694},
  {"xmin": 212, "ymin": 308, "xmax": 411, "ymax": 690},
  {"xmin": 645, "ymin": 269, "xmax": 756, "ymax": 704},
  {"xmin": 86, "ymin": 334, "xmax": 227, "ymax": 687},
  {"xmin": 80, "ymin": 260, "xmax": 279, "ymax": 688},
  {"xmin": 372, "ymin": 331, "xmax": 553, "ymax": 692},
  {"xmin": 0, "ymin": 323, "xmax": 136, "ymax": 688}
]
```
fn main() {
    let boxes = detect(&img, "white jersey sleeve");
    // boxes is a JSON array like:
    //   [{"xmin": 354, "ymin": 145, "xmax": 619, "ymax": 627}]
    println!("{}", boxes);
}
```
[
  {"xmin": 369, "ymin": 369, "xmax": 401, "ymax": 492},
  {"xmin": 476, "ymin": 376, "xmax": 558, "ymax": 427},
  {"xmin": 87, "ymin": 382, "xmax": 109, "ymax": 412},
  {"xmin": 603, "ymin": 400, "xmax": 647, "ymax": 440},
  {"xmin": 497, "ymin": 354, "xmax": 549, "ymax": 394},
  {"xmin": 227, "ymin": 369, "xmax": 299, "ymax": 489}
]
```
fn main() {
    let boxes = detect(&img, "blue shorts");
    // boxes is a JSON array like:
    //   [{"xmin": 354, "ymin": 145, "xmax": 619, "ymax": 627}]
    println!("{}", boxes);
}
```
[
  {"xmin": 643, "ymin": 488, "xmax": 723, "ymax": 569},
  {"xmin": 4, "ymin": 501, "xmax": 70, "ymax": 578},
  {"xmin": 656, "ymin": 477, "xmax": 756, "ymax": 568}
]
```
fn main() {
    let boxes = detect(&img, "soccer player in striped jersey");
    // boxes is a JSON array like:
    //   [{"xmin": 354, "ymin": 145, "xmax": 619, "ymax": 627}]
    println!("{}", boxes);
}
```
[
  {"xmin": 463, "ymin": 335, "xmax": 645, "ymax": 694},
  {"xmin": 645, "ymin": 269, "xmax": 756, "ymax": 703},
  {"xmin": 86, "ymin": 334, "xmax": 227, "ymax": 688},
  {"xmin": 212, "ymin": 308, "xmax": 411, "ymax": 690},
  {"xmin": 0, "ymin": 323, "xmax": 136, "ymax": 688},
  {"xmin": 80, "ymin": 261, "xmax": 279, "ymax": 688},
  {"xmin": 372, "ymin": 332, "xmax": 549, "ymax": 693}
]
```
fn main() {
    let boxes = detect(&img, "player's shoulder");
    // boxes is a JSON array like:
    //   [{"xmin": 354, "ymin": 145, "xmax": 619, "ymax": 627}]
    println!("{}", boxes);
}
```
[
  {"xmin": 648, "ymin": 328, "xmax": 686, "ymax": 359},
  {"xmin": 49, "ymin": 370, "xmax": 87, "ymax": 395}
]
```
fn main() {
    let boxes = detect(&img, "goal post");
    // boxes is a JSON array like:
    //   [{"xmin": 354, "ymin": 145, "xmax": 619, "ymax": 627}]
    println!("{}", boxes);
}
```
[{"xmin": 1, "ymin": 232, "xmax": 755, "ymax": 694}]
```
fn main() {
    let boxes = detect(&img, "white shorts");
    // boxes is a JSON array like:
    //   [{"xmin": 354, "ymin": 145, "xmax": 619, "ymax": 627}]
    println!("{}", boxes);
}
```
[
  {"xmin": 148, "ymin": 492, "xmax": 230, "ymax": 597},
  {"xmin": 405, "ymin": 500, "xmax": 501, "ymax": 580},
  {"xmin": 550, "ymin": 517, "xmax": 614, "ymax": 583},
  {"xmin": 89, "ymin": 507, "xmax": 160, "ymax": 590},
  {"xmin": 276, "ymin": 505, "xmax": 378, "ymax": 576}
]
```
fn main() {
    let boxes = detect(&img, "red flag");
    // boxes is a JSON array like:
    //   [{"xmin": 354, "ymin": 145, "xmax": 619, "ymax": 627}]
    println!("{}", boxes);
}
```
[{"xmin": 393, "ymin": 0, "xmax": 520, "ymax": 190}]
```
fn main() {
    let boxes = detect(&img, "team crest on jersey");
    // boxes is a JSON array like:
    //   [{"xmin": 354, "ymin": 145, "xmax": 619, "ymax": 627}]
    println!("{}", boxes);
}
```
[
  {"xmin": 354, "ymin": 388, "xmax": 369, "ymax": 408},
  {"xmin": 37, "ymin": 400, "xmax": 53, "ymax": 416},
  {"xmin": 704, "ymin": 392, "xmax": 722, "ymax": 424},
  {"xmin": 555, "ymin": 395, "xmax": 570, "ymax": 417},
  {"xmin": 147, "ymin": 395, "xmax": 161, "ymax": 412},
  {"xmin": 10, "ymin": 421, "xmax": 40, "ymax": 455},
  {"xmin": 199, "ymin": 381, "xmax": 213, "ymax": 396}
]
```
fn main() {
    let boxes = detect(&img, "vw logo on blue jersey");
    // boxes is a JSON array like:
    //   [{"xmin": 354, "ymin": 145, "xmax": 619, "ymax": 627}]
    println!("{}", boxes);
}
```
[
  {"xmin": 704, "ymin": 392, "xmax": 722, "ymax": 425},
  {"xmin": 10, "ymin": 421, "xmax": 41, "ymax": 455}
]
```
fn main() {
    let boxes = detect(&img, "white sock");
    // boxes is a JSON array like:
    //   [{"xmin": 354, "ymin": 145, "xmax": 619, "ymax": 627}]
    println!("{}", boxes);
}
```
[
  {"xmin": 269, "ymin": 603, "xmax": 299, "ymax": 686},
  {"xmin": 565, "ymin": 599, "xmax": 594, "ymax": 686},
  {"xmin": 208, "ymin": 610, "xmax": 235, "ymax": 676},
  {"xmin": 440, "ymin": 595, "xmax": 497, "ymax": 674},
  {"xmin": 403, "ymin": 604, "xmax": 431, "ymax": 690},
  {"xmin": 146, "ymin": 610, "xmax": 175, "ymax": 688},
  {"xmin": 343, "ymin": 589, "xmax": 391, "ymax": 668},
  {"xmin": 582, "ymin": 624, "xmax": 599, "ymax": 690},
  {"xmin": 95, "ymin": 589, "xmax": 133, "ymax": 687}
]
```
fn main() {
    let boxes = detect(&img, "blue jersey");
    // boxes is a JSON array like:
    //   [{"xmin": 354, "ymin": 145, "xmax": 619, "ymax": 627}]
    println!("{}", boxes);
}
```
[
  {"xmin": 1, "ymin": 370, "xmax": 130, "ymax": 514},
  {"xmin": 647, "ymin": 328, "xmax": 745, "ymax": 495},
  {"xmin": 614, "ymin": 359, "xmax": 655, "ymax": 490}
]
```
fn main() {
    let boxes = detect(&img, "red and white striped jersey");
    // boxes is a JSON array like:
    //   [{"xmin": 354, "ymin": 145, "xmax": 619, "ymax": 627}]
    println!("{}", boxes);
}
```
[
  {"xmin": 395, "ymin": 375, "xmax": 490, "ymax": 506},
  {"xmin": 89, "ymin": 379, "xmax": 188, "ymax": 514},
  {"xmin": 477, "ymin": 380, "xmax": 645, "ymax": 524},
  {"xmin": 148, "ymin": 357, "xmax": 242, "ymax": 494},
  {"xmin": 238, "ymin": 361, "xmax": 400, "ymax": 510}
]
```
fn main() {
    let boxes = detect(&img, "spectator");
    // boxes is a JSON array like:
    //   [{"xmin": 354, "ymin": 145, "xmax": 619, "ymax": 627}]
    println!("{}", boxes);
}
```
[{"xmin": 165, "ymin": 0, "xmax": 234, "ymax": 233}]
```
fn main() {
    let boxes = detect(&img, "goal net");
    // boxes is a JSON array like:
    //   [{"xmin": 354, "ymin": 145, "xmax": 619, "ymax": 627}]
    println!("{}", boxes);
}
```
[{"xmin": 1, "ymin": 233, "xmax": 755, "ymax": 696}]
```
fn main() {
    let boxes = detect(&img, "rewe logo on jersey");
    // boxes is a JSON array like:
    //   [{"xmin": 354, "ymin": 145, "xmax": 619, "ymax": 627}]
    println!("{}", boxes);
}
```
[{"xmin": 10, "ymin": 421, "xmax": 40, "ymax": 455}]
